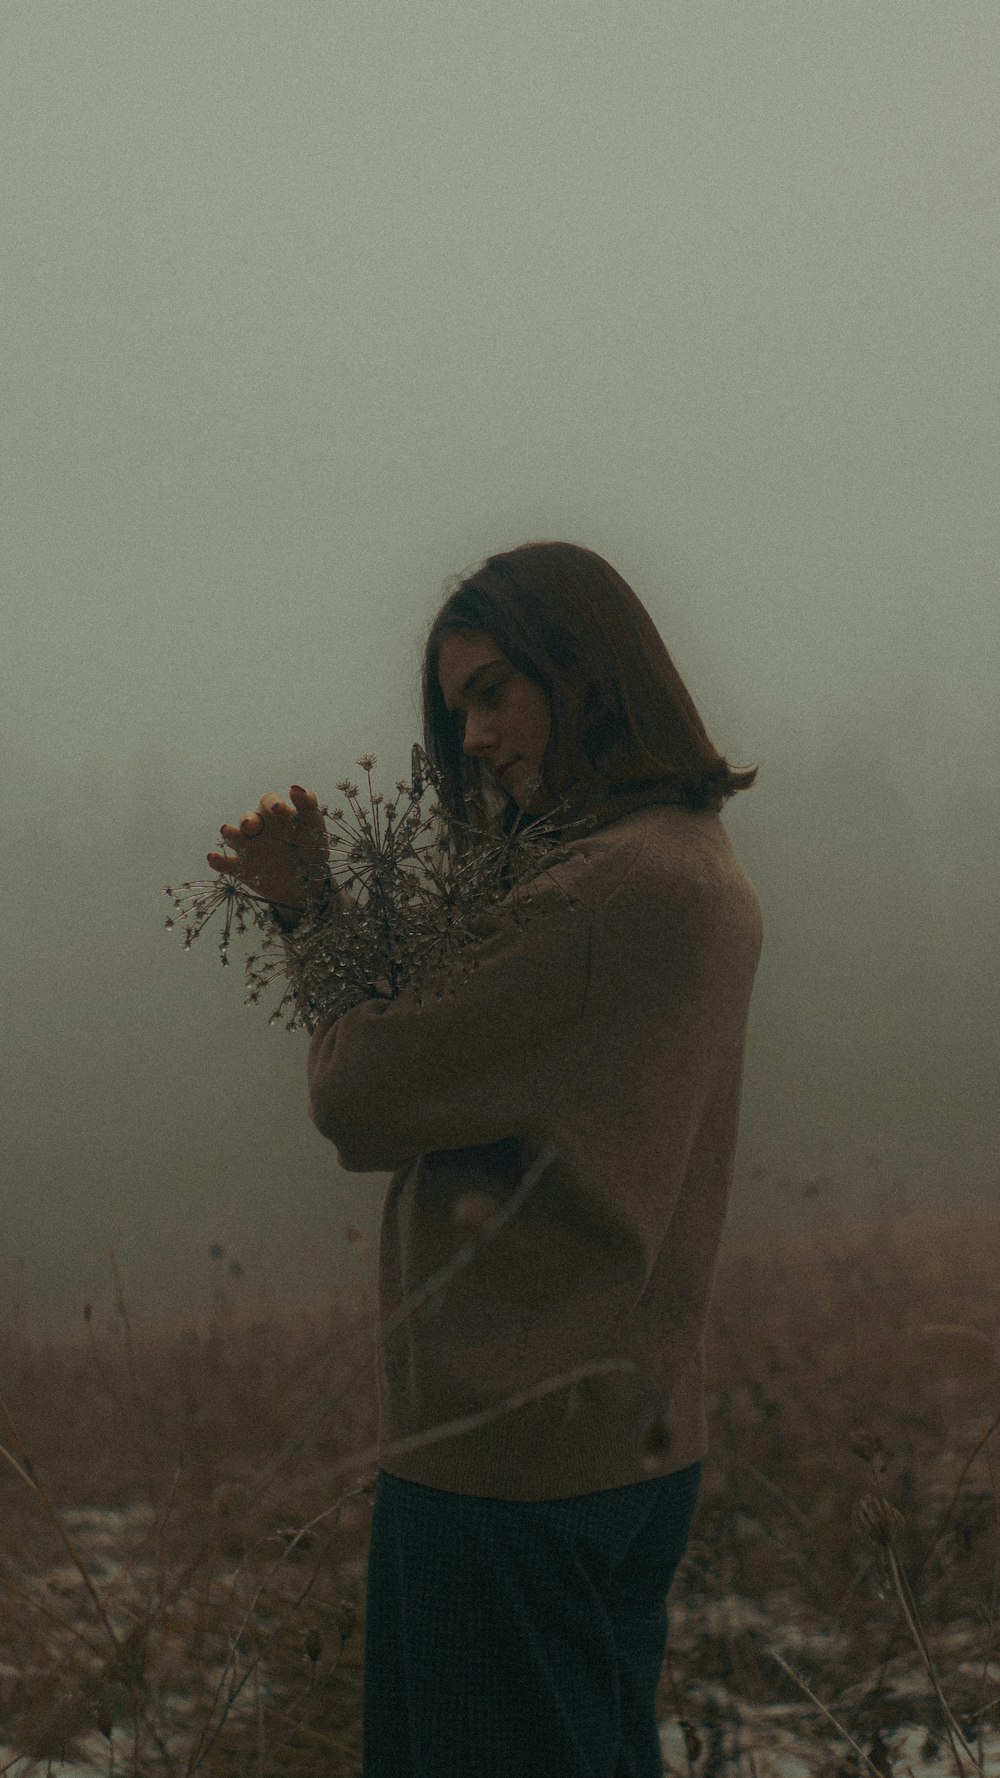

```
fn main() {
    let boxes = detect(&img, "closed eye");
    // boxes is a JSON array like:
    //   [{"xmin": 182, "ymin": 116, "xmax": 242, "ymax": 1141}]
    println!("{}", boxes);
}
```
[{"xmin": 454, "ymin": 681, "xmax": 504, "ymax": 735}]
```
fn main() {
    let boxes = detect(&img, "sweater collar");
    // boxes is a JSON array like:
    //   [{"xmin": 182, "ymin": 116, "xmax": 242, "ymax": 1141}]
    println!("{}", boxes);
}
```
[{"xmin": 520, "ymin": 777, "xmax": 693, "ymax": 845}]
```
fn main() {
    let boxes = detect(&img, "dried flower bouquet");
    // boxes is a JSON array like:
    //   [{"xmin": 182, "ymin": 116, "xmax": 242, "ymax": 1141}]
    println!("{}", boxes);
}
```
[{"xmin": 164, "ymin": 744, "xmax": 594, "ymax": 1034}]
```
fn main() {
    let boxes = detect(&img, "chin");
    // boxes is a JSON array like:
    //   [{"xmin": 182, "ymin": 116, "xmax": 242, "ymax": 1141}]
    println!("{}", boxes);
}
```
[{"xmin": 520, "ymin": 784, "xmax": 554, "ymax": 817}]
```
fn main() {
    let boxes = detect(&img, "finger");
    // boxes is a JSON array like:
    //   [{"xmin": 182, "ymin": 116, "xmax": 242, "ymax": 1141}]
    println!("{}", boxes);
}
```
[
  {"xmin": 208, "ymin": 849, "xmax": 242, "ymax": 874},
  {"xmin": 239, "ymin": 811, "xmax": 264, "ymax": 835},
  {"xmin": 220, "ymin": 822, "xmax": 245, "ymax": 842},
  {"xmin": 289, "ymin": 785, "xmax": 325, "ymax": 829},
  {"xmin": 258, "ymin": 792, "xmax": 289, "ymax": 819}
]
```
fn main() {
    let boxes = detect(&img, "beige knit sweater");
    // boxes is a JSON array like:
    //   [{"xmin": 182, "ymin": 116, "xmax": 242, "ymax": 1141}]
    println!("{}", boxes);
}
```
[{"xmin": 304, "ymin": 795, "xmax": 763, "ymax": 1501}]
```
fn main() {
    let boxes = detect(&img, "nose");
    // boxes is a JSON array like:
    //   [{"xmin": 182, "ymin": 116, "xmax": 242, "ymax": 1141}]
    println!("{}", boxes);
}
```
[{"xmin": 462, "ymin": 710, "xmax": 500, "ymax": 759}]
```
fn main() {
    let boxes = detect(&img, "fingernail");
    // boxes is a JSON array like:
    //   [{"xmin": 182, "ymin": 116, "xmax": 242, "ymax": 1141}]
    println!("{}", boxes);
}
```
[
  {"xmin": 240, "ymin": 818, "xmax": 257, "ymax": 833},
  {"xmin": 290, "ymin": 785, "xmax": 305, "ymax": 797}
]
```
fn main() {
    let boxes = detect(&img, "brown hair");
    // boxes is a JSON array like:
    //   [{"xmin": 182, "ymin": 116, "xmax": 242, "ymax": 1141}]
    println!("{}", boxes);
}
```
[{"xmin": 421, "ymin": 540, "xmax": 759, "ymax": 844}]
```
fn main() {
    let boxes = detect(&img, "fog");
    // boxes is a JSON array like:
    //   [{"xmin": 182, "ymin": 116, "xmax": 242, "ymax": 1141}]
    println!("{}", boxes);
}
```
[{"xmin": 2, "ymin": 2, "xmax": 997, "ymax": 1338}]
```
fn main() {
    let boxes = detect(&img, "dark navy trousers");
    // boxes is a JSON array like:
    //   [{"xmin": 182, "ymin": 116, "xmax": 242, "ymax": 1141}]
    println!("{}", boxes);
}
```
[{"xmin": 361, "ymin": 1460, "xmax": 702, "ymax": 1777}]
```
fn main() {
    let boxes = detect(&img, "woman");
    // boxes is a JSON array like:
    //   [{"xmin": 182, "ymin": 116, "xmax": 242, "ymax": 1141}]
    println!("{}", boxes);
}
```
[{"xmin": 209, "ymin": 541, "xmax": 764, "ymax": 1778}]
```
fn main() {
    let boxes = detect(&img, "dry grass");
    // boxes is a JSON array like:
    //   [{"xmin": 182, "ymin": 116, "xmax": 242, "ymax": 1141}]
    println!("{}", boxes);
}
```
[{"xmin": 2, "ymin": 1200, "xmax": 1000, "ymax": 1775}]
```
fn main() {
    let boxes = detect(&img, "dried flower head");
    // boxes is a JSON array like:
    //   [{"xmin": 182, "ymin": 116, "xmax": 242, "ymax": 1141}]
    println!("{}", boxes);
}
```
[
  {"xmin": 851, "ymin": 1492, "xmax": 905, "ymax": 1549},
  {"xmin": 166, "ymin": 741, "xmax": 590, "ymax": 1035},
  {"xmin": 847, "ymin": 1424, "xmax": 889, "ymax": 1466}
]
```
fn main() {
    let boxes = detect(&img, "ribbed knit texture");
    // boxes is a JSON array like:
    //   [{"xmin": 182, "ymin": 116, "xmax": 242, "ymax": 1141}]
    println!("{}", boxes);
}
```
[{"xmin": 305, "ymin": 798, "xmax": 763, "ymax": 1501}]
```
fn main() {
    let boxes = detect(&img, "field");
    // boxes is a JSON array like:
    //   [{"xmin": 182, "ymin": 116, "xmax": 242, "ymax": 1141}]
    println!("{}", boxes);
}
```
[{"xmin": 1, "ymin": 1202, "xmax": 999, "ymax": 1776}]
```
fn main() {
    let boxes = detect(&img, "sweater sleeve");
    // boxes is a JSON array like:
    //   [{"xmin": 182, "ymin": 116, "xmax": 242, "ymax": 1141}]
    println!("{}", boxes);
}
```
[{"xmin": 305, "ymin": 874, "xmax": 595, "ymax": 1172}]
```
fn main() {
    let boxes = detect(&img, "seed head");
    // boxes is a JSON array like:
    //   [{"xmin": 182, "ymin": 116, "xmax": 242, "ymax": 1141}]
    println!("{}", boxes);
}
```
[
  {"xmin": 167, "ymin": 743, "xmax": 586, "ymax": 1038},
  {"xmin": 852, "ymin": 1492, "xmax": 905, "ymax": 1548},
  {"xmin": 848, "ymin": 1424, "xmax": 888, "ymax": 1465}
]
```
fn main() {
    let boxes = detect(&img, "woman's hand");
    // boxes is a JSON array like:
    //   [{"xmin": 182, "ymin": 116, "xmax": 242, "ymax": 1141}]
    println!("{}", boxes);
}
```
[{"xmin": 208, "ymin": 785, "xmax": 332, "ymax": 920}]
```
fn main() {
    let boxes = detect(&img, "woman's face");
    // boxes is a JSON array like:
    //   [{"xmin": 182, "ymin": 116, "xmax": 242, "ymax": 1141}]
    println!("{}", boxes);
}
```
[{"xmin": 437, "ymin": 629, "xmax": 555, "ymax": 815}]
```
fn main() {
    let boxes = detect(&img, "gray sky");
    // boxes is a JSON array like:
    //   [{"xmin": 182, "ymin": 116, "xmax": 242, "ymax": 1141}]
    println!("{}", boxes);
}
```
[{"xmin": 3, "ymin": 1, "xmax": 998, "ymax": 1337}]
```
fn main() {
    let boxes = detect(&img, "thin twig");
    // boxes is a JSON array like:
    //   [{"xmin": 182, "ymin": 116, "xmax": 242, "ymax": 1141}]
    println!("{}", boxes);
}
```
[
  {"xmin": 0, "ymin": 1435, "xmax": 121, "ymax": 1652},
  {"xmin": 912, "ymin": 1403, "xmax": 1000, "ymax": 1584},
  {"xmin": 885, "ymin": 1538, "xmax": 980, "ymax": 1775},
  {"xmin": 187, "ymin": 1484, "xmax": 366, "ymax": 1761},
  {"xmin": 238, "ymin": 1139, "xmax": 569, "ymax": 1509},
  {"xmin": 765, "ymin": 1646, "xmax": 891, "ymax": 1778},
  {"xmin": 0, "ymin": 1564, "xmax": 106, "ymax": 1654}
]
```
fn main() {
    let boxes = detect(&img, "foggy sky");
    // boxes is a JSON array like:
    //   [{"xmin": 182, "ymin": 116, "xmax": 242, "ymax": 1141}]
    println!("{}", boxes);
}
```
[{"xmin": 3, "ymin": 1, "xmax": 998, "ymax": 1336}]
